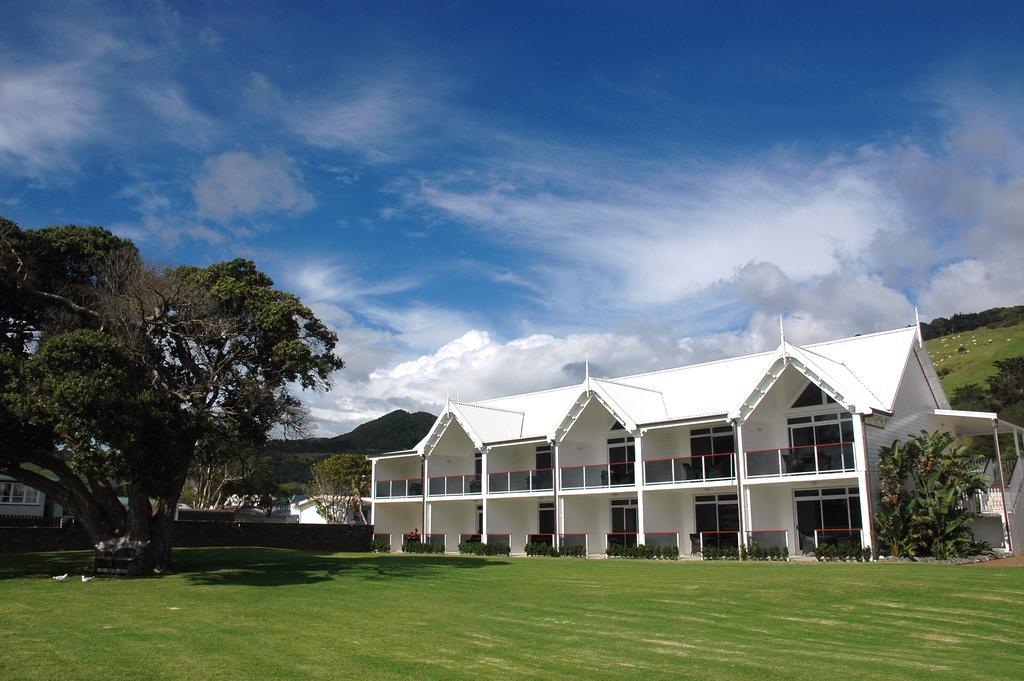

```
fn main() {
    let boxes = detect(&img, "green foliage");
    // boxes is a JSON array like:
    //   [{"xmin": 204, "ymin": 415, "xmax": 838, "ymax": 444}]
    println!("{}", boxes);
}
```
[
  {"xmin": 402, "ymin": 541, "xmax": 445, "ymax": 554},
  {"xmin": 457, "ymin": 542, "xmax": 511, "ymax": 556},
  {"xmin": 874, "ymin": 430, "xmax": 989, "ymax": 559},
  {"xmin": 814, "ymin": 543, "xmax": 870, "ymax": 562},
  {"xmin": 309, "ymin": 452, "xmax": 371, "ymax": 523},
  {"xmin": 558, "ymin": 544, "xmax": 587, "ymax": 558},
  {"xmin": 741, "ymin": 545, "xmax": 789, "ymax": 561},
  {"xmin": 369, "ymin": 540, "xmax": 391, "ymax": 553},
  {"xmin": 606, "ymin": 543, "xmax": 679, "ymax": 559},
  {"xmin": 921, "ymin": 305, "xmax": 1024, "ymax": 341},
  {"xmin": 525, "ymin": 542, "xmax": 558, "ymax": 556},
  {"xmin": 701, "ymin": 545, "xmax": 740, "ymax": 560}
]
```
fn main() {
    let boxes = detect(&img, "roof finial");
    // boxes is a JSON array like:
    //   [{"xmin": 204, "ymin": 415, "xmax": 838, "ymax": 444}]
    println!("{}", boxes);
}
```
[
  {"xmin": 445, "ymin": 383, "xmax": 451, "ymax": 409},
  {"xmin": 779, "ymin": 315, "xmax": 787, "ymax": 359},
  {"xmin": 914, "ymin": 306, "xmax": 923, "ymax": 349},
  {"xmin": 584, "ymin": 353, "xmax": 591, "ymax": 390}
]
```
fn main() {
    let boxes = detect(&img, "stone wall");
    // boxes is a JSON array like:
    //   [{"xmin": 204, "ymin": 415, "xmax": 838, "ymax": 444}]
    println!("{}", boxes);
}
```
[{"xmin": 0, "ymin": 521, "xmax": 372, "ymax": 554}]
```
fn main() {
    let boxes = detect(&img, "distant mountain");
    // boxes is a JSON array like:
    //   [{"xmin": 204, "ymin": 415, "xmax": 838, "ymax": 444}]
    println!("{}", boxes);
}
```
[{"xmin": 265, "ymin": 409, "xmax": 436, "ymax": 485}]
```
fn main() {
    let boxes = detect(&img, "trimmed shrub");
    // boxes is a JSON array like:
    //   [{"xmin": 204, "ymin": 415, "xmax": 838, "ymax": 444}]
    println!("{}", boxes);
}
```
[
  {"xmin": 402, "ymin": 541, "xmax": 445, "ymax": 554},
  {"xmin": 369, "ymin": 540, "xmax": 391, "ymax": 553},
  {"xmin": 741, "ymin": 545, "xmax": 789, "ymax": 561},
  {"xmin": 701, "ymin": 545, "xmax": 740, "ymax": 560},
  {"xmin": 606, "ymin": 543, "xmax": 678, "ymax": 560},
  {"xmin": 558, "ymin": 544, "xmax": 587, "ymax": 558},
  {"xmin": 525, "ymin": 542, "xmax": 558, "ymax": 557},
  {"xmin": 813, "ymin": 542, "xmax": 867, "ymax": 562},
  {"xmin": 458, "ymin": 541, "xmax": 511, "ymax": 556}
]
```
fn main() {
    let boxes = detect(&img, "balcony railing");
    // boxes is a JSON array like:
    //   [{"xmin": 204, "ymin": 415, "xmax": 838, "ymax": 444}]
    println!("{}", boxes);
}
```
[
  {"xmin": 747, "ymin": 529, "xmax": 789, "ymax": 550},
  {"xmin": 561, "ymin": 461, "xmax": 635, "ymax": 490},
  {"xmin": 644, "ymin": 452, "xmax": 735, "ymax": 485},
  {"xmin": 527, "ymin": 532, "xmax": 554, "ymax": 546},
  {"xmin": 374, "ymin": 477, "xmax": 423, "ymax": 499},
  {"xmin": 645, "ymin": 531, "xmax": 680, "ymax": 549},
  {"xmin": 606, "ymin": 531, "xmax": 639, "ymax": 549},
  {"xmin": 813, "ymin": 527, "xmax": 863, "ymax": 548},
  {"xmin": 373, "ymin": 532, "xmax": 391, "ymax": 545},
  {"xmin": 559, "ymin": 533, "xmax": 589, "ymax": 554},
  {"xmin": 488, "ymin": 467, "xmax": 553, "ymax": 494},
  {"xmin": 460, "ymin": 533, "xmax": 482, "ymax": 544},
  {"xmin": 428, "ymin": 473, "xmax": 482, "ymax": 497},
  {"xmin": 745, "ymin": 441, "xmax": 856, "ymax": 478},
  {"xmin": 693, "ymin": 530, "xmax": 740, "ymax": 555}
]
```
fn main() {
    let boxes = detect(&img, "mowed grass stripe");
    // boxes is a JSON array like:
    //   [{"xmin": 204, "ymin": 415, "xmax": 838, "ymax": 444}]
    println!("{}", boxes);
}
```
[{"xmin": 1, "ymin": 548, "xmax": 1023, "ymax": 680}]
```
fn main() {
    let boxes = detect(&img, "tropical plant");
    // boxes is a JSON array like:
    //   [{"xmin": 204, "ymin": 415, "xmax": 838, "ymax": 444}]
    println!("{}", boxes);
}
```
[{"xmin": 874, "ymin": 430, "xmax": 988, "ymax": 559}]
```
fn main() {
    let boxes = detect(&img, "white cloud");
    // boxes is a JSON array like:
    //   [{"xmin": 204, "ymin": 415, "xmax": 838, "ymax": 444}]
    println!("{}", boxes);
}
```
[{"xmin": 192, "ymin": 150, "xmax": 315, "ymax": 223}]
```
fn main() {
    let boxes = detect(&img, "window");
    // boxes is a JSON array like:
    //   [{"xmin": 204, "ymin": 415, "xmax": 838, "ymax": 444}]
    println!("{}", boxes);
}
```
[
  {"xmin": 607, "ymin": 435, "xmax": 635, "ymax": 485},
  {"xmin": 690, "ymin": 426, "xmax": 735, "ymax": 455},
  {"xmin": 610, "ymin": 498, "xmax": 638, "ymax": 546},
  {"xmin": 786, "ymin": 412, "xmax": 855, "ymax": 473},
  {"xmin": 535, "ymin": 444, "xmax": 551, "ymax": 470},
  {"xmin": 791, "ymin": 383, "xmax": 837, "ymax": 408},
  {"xmin": 0, "ymin": 481, "xmax": 40, "ymax": 505},
  {"xmin": 694, "ymin": 494, "xmax": 739, "ymax": 550},
  {"xmin": 794, "ymin": 487, "xmax": 861, "ymax": 553}
]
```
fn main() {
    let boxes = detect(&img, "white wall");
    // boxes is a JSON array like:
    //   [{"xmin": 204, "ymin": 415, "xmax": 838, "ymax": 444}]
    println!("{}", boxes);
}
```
[
  {"xmin": 373, "ymin": 503, "xmax": 422, "ymax": 552},
  {"xmin": 747, "ymin": 485, "xmax": 795, "ymax": 553},
  {"xmin": 427, "ymin": 423, "xmax": 476, "ymax": 477},
  {"xmin": 487, "ymin": 442, "xmax": 539, "ymax": 474},
  {"xmin": 559, "ymin": 399, "xmax": 617, "ymax": 468},
  {"xmin": 562, "ymin": 494, "xmax": 614, "ymax": 554},
  {"xmin": 487, "ymin": 498, "xmax": 535, "ymax": 553},
  {"xmin": 374, "ymin": 455, "xmax": 421, "ymax": 483},
  {"xmin": 430, "ymin": 500, "xmax": 478, "ymax": 552}
]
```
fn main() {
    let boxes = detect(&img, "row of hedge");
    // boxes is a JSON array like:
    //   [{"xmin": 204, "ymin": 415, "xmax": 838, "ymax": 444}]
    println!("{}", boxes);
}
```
[
  {"xmin": 370, "ymin": 540, "xmax": 391, "ymax": 553},
  {"xmin": 458, "ymin": 541, "xmax": 511, "ymax": 556},
  {"xmin": 814, "ymin": 543, "xmax": 871, "ymax": 562},
  {"xmin": 606, "ymin": 543, "xmax": 679, "ymax": 560},
  {"xmin": 401, "ymin": 541, "xmax": 445, "ymax": 554},
  {"xmin": 742, "ymin": 545, "xmax": 789, "ymax": 561},
  {"xmin": 524, "ymin": 542, "xmax": 587, "ymax": 558},
  {"xmin": 701, "ymin": 545, "xmax": 740, "ymax": 560}
]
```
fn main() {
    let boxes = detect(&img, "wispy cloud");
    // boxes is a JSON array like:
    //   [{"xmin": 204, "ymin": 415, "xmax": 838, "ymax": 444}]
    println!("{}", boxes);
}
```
[{"xmin": 192, "ymin": 150, "xmax": 315, "ymax": 223}]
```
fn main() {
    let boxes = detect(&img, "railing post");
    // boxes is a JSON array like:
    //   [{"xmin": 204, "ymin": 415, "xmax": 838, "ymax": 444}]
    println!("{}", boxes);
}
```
[
  {"xmin": 701, "ymin": 456, "xmax": 707, "ymax": 481},
  {"xmin": 777, "ymin": 449, "xmax": 783, "ymax": 476}
]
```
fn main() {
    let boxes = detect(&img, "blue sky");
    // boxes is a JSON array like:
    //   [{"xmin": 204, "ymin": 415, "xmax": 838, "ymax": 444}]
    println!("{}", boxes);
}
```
[{"xmin": 3, "ymin": 2, "xmax": 1024, "ymax": 434}]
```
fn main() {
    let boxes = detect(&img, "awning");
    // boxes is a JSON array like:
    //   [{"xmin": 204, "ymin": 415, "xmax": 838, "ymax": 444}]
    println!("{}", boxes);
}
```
[{"xmin": 932, "ymin": 409, "xmax": 1023, "ymax": 438}]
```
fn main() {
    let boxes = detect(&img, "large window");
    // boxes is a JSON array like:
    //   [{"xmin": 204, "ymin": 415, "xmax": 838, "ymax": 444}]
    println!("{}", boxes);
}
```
[
  {"xmin": 787, "ymin": 412, "xmax": 855, "ymax": 473},
  {"xmin": 690, "ymin": 426, "xmax": 735, "ymax": 479},
  {"xmin": 694, "ymin": 493, "xmax": 739, "ymax": 550},
  {"xmin": 0, "ymin": 481, "xmax": 40, "ymax": 505},
  {"xmin": 607, "ymin": 432, "xmax": 636, "ymax": 486},
  {"xmin": 609, "ymin": 498, "xmax": 638, "ymax": 546},
  {"xmin": 791, "ymin": 383, "xmax": 837, "ymax": 408},
  {"xmin": 794, "ymin": 487, "xmax": 862, "ymax": 553}
]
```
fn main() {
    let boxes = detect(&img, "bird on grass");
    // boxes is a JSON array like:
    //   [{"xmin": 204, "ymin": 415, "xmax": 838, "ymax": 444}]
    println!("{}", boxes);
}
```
[
  {"xmin": 52, "ymin": 574, "xmax": 68, "ymax": 582},
  {"xmin": 81, "ymin": 575, "xmax": 94, "ymax": 583}
]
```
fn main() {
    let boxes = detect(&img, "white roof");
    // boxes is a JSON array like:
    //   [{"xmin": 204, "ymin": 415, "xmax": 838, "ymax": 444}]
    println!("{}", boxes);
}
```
[{"xmin": 401, "ymin": 326, "xmax": 923, "ymax": 455}]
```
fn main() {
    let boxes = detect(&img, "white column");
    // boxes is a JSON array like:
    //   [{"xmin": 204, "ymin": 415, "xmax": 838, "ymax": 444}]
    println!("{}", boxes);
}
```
[
  {"xmin": 369, "ymin": 459, "xmax": 377, "ymax": 525},
  {"xmin": 635, "ymin": 433, "xmax": 646, "ymax": 544},
  {"xmin": 553, "ymin": 441, "xmax": 562, "ymax": 548},
  {"xmin": 481, "ymin": 449, "xmax": 489, "ymax": 542},
  {"xmin": 993, "ymin": 425, "xmax": 1012, "ymax": 553},
  {"xmin": 735, "ymin": 423, "xmax": 749, "ymax": 548},
  {"xmin": 852, "ymin": 414, "xmax": 874, "ymax": 555},
  {"xmin": 422, "ymin": 456, "xmax": 429, "ymax": 539}
]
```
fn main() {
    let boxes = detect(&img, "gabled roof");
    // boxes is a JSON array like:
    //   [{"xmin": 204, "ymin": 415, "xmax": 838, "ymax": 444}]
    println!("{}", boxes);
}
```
[{"xmin": 387, "ymin": 326, "xmax": 923, "ymax": 456}]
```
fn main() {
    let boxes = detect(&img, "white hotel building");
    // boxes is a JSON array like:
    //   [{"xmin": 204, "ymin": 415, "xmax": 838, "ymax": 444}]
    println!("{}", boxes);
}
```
[{"xmin": 368, "ymin": 326, "xmax": 1024, "ymax": 557}]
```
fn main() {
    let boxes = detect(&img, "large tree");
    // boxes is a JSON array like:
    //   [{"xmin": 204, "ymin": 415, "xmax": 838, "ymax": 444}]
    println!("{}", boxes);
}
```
[{"xmin": 0, "ymin": 219, "xmax": 343, "ymax": 572}]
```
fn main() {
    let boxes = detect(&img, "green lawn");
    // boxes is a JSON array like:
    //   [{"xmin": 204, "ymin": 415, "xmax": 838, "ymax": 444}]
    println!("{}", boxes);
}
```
[
  {"xmin": 926, "ymin": 322, "xmax": 1024, "ymax": 393},
  {"xmin": 1, "ymin": 549, "xmax": 1023, "ymax": 680}
]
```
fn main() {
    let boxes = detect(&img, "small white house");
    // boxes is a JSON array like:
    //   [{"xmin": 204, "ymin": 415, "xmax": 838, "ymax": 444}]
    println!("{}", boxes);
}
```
[
  {"xmin": 368, "ymin": 325, "xmax": 1024, "ymax": 556},
  {"xmin": 291, "ymin": 496, "xmax": 371, "ymax": 525},
  {"xmin": 0, "ymin": 474, "xmax": 62, "ymax": 520}
]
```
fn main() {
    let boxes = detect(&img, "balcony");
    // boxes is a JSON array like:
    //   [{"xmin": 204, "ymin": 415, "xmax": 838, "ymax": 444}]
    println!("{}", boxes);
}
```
[
  {"xmin": 527, "ymin": 532, "xmax": 554, "ymax": 546},
  {"xmin": 644, "ymin": 452, "xmax": 735, "ymax": 486},
  {"xmin": 428, "ymin": 473, "xmax": 482, "ymax": 497},
  {"xmin": 692, "ymin": 530, "xmax": 740, "ymax": 554},
  {"xmin": 375, "ymin": 477, "xmax": 423, "ymax": 499},
  {"xmin": 745, "ymin": 441, "xmax": 856, "ymax": 479},
  {"xmin": 645, "ymin": 531, "xmax": 680, "ymax": 549},
  {"xmin": 488, "ymin": 467, "xmax": 553, "ymax": 494},
  {"xmin": 559, "ymin": 533, "xmax": 589, "ymax": 554},
  {"xmin": 606, "ymin": 531, "xmax": 639, "ymax": 548},
  {"xmin": 561, "ymin": 461, "xmax": 635, "ymax": 490}
]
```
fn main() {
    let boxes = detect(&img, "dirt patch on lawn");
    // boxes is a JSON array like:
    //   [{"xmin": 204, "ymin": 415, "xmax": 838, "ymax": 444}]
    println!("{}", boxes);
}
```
[{"xmin": 969, "ymin": 555, "xmax": 1024, "ymax": 567}]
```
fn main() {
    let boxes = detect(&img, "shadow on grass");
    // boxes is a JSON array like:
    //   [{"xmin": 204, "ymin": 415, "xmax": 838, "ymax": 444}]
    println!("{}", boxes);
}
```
[
  {"xmin": 0, "ymin": 547, "xmax": 510, "ymax": 585},
  {"xmin": 0, "ymin": 550, "xmax": 95, "ymax": 580},
  {"xmin": 177, "ymin": 547, "xmax": 510, "ymax": 587}
]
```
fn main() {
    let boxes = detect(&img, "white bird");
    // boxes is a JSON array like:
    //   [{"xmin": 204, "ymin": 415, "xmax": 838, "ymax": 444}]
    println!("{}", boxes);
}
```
[
  {"xmin": 81, "ymin": 575, "xmax": 94, "ymax": 583},
  {"xmin": 52, "ymin": 573, "xmax": 68, "ymax": 582}
]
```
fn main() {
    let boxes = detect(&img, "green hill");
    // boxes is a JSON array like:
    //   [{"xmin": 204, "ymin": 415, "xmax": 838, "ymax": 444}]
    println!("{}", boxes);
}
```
[
  {"xmin": 266, "ymin": 409, "xmax": 436, "ymax": 484},
  {"xmin": 925, "ymin": 321, "xmax": 1024, "ymax": 394}
]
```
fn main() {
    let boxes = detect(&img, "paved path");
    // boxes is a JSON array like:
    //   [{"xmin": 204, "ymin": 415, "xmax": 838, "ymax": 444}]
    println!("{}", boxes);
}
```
[{"xmin": 972, "ymin": 554, "xmax": 1024, "ymax": 567}]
